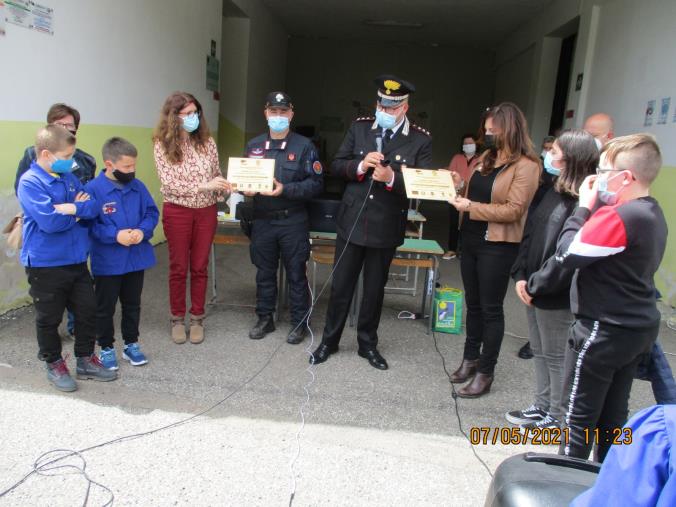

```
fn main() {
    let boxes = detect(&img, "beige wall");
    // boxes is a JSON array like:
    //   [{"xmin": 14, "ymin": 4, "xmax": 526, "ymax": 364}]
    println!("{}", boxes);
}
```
[
  {"xmin": 493, "ymin": 45, "xmax": 536, "ymax": 115},
  {"xmin": 497, "ymin": 0, "xmax": 676, "ymax": 305}
]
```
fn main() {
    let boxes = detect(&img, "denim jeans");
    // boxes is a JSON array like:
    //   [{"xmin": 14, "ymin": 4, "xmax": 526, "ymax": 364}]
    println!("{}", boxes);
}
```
[{"xmin": 636, "ymin": 341, "xmax": 676, "ymax": 404}]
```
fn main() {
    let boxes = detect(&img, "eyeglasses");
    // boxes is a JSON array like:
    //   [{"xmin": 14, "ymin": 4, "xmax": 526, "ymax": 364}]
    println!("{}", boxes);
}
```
[
  {"xmin": 596, "ymin": 167, "xmax": 623, "ymax": 175},
  {"xmin": 53, "ymin": 121, "xmax": 77, "ymax": 131}
]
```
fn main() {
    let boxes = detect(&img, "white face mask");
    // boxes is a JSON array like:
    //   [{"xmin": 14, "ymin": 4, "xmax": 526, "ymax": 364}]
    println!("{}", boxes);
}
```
[
  {"xmin": 541, "ymin": 149, "xmax": 548, "ymax": 159},
  {"xmin": 594, "ymin": 137, "xmax": 603, "ymax": 151},
  {"xmin": 462, "ymin": 143, "xmax": 476, "ymax": 155}
]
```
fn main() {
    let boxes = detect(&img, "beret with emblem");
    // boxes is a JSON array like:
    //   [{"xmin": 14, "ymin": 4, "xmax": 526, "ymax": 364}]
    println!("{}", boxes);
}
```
[
  {"xmin": 265, "ymin": 91, "xmax": 293, "ymax": 109},
  {"xmin": 373, "ymin": 75, "xmax": 416, "ymax": 107}
]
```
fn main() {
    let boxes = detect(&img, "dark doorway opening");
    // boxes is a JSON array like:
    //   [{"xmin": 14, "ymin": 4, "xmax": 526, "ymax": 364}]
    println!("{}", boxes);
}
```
[{"xmin": 549, "ymin": 32, "xmax": 577, "ymax": 135}]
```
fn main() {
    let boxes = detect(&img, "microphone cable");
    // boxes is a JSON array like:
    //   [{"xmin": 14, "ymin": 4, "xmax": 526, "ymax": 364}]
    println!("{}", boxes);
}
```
[
  {"xmin": 287, "ymin": 179, "xmax": 375, "ymax": 506},
  {"xmin": 0, "ymin": 180, "xmax": 377, "ymax": 507}
]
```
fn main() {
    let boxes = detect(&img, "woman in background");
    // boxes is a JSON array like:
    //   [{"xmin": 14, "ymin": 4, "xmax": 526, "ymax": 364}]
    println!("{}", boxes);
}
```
[{"xmin": 444, "ymin": 133, "xmax": 480, "ymax": 259}]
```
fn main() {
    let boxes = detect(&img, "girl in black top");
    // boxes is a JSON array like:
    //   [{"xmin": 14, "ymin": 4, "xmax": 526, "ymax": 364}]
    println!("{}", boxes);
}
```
[
  {"xmin": 506, "ymin": 130, "xmax": 598, "ymax": 431},
  {"xmin": 448, "ymin": 102, "xmax": 540, "ymax": 398}
]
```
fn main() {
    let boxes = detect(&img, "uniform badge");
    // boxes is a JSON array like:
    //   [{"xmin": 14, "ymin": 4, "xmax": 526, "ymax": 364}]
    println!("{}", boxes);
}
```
[
  {"xmin": 102, "ymin": 202, "xmax": 117, "ymax": 214},
  {"xmin": 249, "ymin": 147, "xmax": 264, "ymax": 159},
  {"xmin": 384, "ymin": 79, "xmax": 401, "ymax": 95},
  {"xmin": 395, "ymin": 155, "xmax": 401, "ymax": 161},
  {"xmin": 312, "ymin": 161, "xmax": 323, "ymax": 175},
  {"xmin": 287, "ymin": 153, "xmax": 296, "ymax": 161}
]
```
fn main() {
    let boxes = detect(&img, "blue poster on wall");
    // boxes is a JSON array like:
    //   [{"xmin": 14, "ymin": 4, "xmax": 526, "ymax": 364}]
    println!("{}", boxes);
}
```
[
  {"xmin": 658, "ymin": 97, "xmax": 670, "ymax": 125},
  {"xmin": 644, "ymin": 100, "xmax": 655, "ymax": 127}
]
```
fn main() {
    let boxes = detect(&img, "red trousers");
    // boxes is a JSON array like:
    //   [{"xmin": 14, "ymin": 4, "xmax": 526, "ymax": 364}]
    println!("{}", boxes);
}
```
[{"xmin": 162, "ymin": 202, "xmax": 217, "ymax": 317}]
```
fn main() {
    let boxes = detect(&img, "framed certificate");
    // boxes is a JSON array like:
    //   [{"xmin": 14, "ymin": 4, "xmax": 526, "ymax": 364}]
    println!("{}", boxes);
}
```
[
  {"xmin": 402, "ymin": 168, "xmax": 456, "ymax": 201},
  {"xmin": 227, "ymin": 157, "xmax": 275, "ymax": 193}
]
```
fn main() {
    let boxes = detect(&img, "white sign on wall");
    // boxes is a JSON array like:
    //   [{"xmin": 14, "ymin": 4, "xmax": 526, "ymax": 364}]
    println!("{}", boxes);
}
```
[
  {"xmin": 644, "ymin": 100, "xmax": 655, "ymax": 127},
  {"xmin": 5, "ymin": 0, "xmax": 53, "ymax": 35},
  {"xmin": 658, "ymin": 97, "xmax": 671, "ymax": 125}
]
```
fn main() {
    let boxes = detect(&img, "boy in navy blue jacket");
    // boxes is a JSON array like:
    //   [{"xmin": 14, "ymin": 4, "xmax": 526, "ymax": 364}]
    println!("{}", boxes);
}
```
[
  {"xmin": 85, "ymin": 137, "xmax": 159, "ymax": 370},
  {"xmin": 17, "ymin": 125, "xmax": 117, "ymax": 391}
]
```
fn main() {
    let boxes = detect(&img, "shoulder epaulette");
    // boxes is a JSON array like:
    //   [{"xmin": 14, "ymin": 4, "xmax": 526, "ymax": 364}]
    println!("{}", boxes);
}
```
[
  {"xmin": 410, "ymin": 123, "xmax": 431, "ymax": 137},
  {"xmin": 356, "ymin": 116, "xmax": 375, "ymax": 122}
]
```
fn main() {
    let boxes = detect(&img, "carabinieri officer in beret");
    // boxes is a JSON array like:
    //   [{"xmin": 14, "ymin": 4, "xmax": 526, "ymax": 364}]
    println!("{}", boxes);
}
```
[
  {"xmin": 244, "ymin": 92, "xmax": 323, "ymax": 344},
  {"xmin": 311, "ymin": 75, "xmax": 432, "ymax": 370}
]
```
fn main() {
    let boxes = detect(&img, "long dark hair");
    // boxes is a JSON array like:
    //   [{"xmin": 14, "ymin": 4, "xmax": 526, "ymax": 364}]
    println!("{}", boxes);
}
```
[
  {"xmin": 554, "ymin": 129, "xmax": 599, "ymax": 197},
  {"xmin": 477, "ymin": 102, "xmax": 539, "ymax": 174},
  {"xmin": 154, "ymin": 91, "xmax": 211, "ymax": 164}
]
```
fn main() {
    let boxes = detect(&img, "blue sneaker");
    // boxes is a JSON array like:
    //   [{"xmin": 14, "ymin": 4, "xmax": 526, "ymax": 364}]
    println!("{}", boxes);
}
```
[
  {"xmin": 123, "ymin": 343, "xmax": 148, "ymax": 366},
  {"xmin": 99, "ymin": 347, "xmax": 119, "ymax": 370}
]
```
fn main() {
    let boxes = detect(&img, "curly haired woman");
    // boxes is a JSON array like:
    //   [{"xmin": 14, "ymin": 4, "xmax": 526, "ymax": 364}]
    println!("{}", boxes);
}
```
[{"xmin": 154, "ymin": 92, "xmax": 230, "ymax": 345}]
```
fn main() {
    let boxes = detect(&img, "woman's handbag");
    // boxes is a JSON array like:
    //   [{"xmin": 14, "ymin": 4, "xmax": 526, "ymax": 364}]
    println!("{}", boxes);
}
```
[{"xmin": 2, "ymin": 213, "xmax": 23, "ymax": 250}]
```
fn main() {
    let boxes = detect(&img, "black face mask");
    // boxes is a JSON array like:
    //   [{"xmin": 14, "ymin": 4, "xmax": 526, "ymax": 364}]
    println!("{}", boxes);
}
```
[
  {"xmin": 113, "ymin": 169, "xmax": 136, "ymax": 184},
  {"xmin": 483, "ymin": 134, "xmax": 496, "ymax": 150}
]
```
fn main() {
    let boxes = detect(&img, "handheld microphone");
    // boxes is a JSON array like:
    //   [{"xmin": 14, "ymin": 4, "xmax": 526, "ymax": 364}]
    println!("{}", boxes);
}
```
[{"xmin": 374, "ymin": 132, "xmax": 390, "ymax": 165}]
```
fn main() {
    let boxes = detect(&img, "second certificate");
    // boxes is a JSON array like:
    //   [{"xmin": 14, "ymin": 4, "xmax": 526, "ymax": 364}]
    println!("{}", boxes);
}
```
[{"xmin": 402, "ymin": 168, "xmax": 456, "ymax": 201}]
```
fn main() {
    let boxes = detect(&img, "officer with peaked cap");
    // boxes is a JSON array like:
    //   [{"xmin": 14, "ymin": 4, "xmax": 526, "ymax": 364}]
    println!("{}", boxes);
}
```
[
  {"xmin": 244, "ymin": 92, "xmax": 323, "ymax": 344},
  {"xmin": 311, "ymin": 75, "xmax": 432, "ymax": 370}
]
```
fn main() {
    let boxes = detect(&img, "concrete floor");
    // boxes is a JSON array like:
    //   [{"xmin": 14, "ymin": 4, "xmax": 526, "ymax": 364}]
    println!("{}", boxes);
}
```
[{"xmin": 0, "ymin": 201, "xmax": 673, "ymax": 506}]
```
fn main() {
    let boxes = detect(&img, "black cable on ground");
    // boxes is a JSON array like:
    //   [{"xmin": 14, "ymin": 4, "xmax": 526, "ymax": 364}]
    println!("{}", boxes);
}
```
[
  {"xmin": 0, "ymin": 338, "xmax": 286, "ymax": 505},
  {"xmin": 430, "ymin": 329, "xmax": 494, "ymax": 478}
]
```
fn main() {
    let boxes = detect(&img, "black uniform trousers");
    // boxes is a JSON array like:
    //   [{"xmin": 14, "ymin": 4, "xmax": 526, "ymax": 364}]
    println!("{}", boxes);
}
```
[
  {"xmin": 250, "ymin": 219, "xmax": 310, "ymax": 324},
  {"xmin": 559, "ymin": 318, "xmax": 658, "ymax": 462},
  {"xmin": 321, "ymin": 235, "xmax": 396, "ymax": 351},
  {"xmin": 94, "ymin": 270, "xmax": 145, "ymax": 349},
  {"xmin": 26, "ymin": 263, "xmax": 96, "ymax": 363}
]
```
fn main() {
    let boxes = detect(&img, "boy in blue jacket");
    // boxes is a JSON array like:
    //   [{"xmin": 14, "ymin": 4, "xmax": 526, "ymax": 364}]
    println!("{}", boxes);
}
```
[
  {"xmin": 17, "ymin": 125, "xmax": 117, "ymax": 391},
  {"xmin": 85, "ymin": 137, "xmax": 159, "ymax": 370}
]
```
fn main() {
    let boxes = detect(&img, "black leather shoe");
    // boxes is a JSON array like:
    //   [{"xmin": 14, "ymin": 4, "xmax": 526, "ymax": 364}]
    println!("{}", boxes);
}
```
[
  {"xmin": 518, "ymin": 342, "xmax": 534, "ymax": 359},
  {"xmin": 358, "ymin": 349, "xmax": 388, "ymax": 370},
  {"xmin": 309, "ymin": 343, "xmax": 338, "ymax": 365},
  {"xmin": 249, "ymin": 315, "xmax": 275, "ymax": 340},
  {"xmin": 287, "ymin": 323, "xmax": 307, "ymax": 345}
]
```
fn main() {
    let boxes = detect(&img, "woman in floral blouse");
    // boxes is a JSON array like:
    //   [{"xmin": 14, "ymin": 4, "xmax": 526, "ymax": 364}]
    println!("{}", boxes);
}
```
[{"xmin": 154, "ymin": 91, "xmax": 230, "ymax": 345}]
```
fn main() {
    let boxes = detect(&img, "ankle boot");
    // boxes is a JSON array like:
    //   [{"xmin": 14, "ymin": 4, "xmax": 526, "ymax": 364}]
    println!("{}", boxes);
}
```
[
  {"xmin": 249, "ymin": 314, "xmax": 275, "ymax": 340},
  {"xmin": 189, "ymin": 315, "xmax": 205, "ymax": 344},
  {"xmin": 171, "ymin": 316, "xmax": 186, "ymax": 344},
  {"xmin": 457, "ymin": 372, "xmax": 494, "ymax": 398},
  {"xmin": 449, "ymin": 359, "xmax": 479, "ymax": 383}
]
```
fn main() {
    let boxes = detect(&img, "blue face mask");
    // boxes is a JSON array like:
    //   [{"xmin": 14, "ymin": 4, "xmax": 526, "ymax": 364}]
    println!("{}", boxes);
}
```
[
  {"xmin": 543, "ymin": 151, "xmax": 561, "ymax": 176},
  {"xmin": 375, "ymin": 110, "xmax": 397, "ymax": 130},
  {"xmin": 182, "ymin": 113, "xmax": 200, "ymax": 133},
  {"xmin": 50, "ymin": 154, "xmax": 75, "ymax": 174},
  {"xmin": 597, "ymin": 174, "xmax": 621, "ymax": 205},
  {"xmin": 267, "ymin": 115, "xmax": 290, "ymax": 133}
]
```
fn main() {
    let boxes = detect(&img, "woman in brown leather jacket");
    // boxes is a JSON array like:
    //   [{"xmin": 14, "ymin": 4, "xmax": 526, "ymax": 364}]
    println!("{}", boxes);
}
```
[{"xmin": 448, "ymin": 103, "xmax": 540, "ymax": 398}]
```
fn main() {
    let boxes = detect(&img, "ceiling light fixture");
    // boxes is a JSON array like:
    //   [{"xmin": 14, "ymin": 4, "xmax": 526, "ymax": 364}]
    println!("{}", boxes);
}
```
[{"xmin": 363, "ymin": 19, "xmax": 424, "ymax": 29}]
